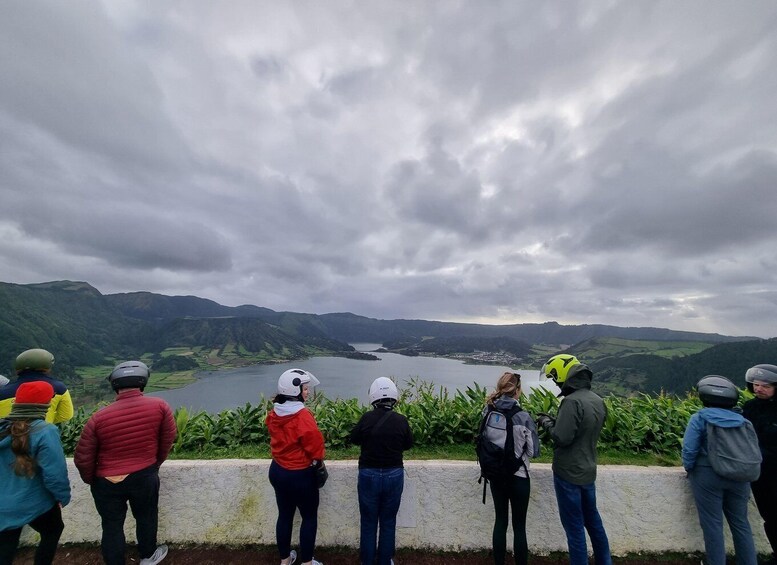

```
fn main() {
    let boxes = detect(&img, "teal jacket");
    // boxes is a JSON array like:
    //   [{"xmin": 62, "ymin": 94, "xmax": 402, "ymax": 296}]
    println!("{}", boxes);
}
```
[{"xmin": 0, "ymin": 419, "xmax": 71, "ymax": 531}]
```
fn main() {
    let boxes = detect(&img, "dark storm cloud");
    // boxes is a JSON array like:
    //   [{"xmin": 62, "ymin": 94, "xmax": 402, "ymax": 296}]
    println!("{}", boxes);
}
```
[{"xmin": 2, "ymin": 1, "xmax": 777, "ymax": 337}]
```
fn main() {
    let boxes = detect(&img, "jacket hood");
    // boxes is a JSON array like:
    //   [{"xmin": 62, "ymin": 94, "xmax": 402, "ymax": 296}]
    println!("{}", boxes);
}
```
[
  {"xmin": 493, "ymin": 395, "xmax": 519, "ymax": 411},
  {"xmin": 271, "ymin": 401, "xmax": 306, "ymax": 419},
  {"xmin": 697, "ymin": 407, "xmax": 746, "ymax": 428},
  {"xmin": 560, "ymin": 367, "xmax": 592, "ymax": 396},
  {"xmin": 0, "ymin": 419, "xmax": 46, "ymax": 449}
]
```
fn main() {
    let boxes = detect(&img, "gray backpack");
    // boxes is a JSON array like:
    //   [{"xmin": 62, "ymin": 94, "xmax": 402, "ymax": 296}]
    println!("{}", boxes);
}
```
[{"xmin": 706, "ymin": 420, "xmax": 762, "ymax": 482}]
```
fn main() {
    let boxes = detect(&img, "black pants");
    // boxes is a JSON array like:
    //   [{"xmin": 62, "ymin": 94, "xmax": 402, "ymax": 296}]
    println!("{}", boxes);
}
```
[
  {"xmin": 90, "ymin": 465, "xmax": 160, "ymax": 565},
  {"xmin": 489, "ymin": 475, "xmax": 530, "ymax": 565},
  {"xmin": 752, "ymin": 472, "xmax": 777, "ymax": 556},
  {"xmin": 0, "ymin": 504, "xmax": 64, "ymax": 565},
  {"xmin": 268, "ymin": 460, "xmax": 319, "ymax": 563}
]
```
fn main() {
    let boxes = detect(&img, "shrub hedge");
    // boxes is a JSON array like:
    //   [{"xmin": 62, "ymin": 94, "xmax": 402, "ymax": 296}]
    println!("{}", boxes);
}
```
[{"xmin": 59, "ymin": 379, "xmax": 728, "ymax": 458}]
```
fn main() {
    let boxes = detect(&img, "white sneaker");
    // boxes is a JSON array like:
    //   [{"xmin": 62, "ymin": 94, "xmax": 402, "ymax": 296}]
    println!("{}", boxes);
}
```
[
  {"xmin": 311, "ymin": 560, "xmax": 323, "ymax": 565},
  {"xmin": 282, "ymin": 549, "xmax": 297, "ymax": 565},
  {"xmin": 139, "ymin": 544, "xmax": 168, "ymax": 565}
]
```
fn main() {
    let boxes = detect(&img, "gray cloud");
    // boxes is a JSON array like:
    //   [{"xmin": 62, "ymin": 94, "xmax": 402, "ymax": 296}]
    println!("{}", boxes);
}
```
[{"xmin": 1, "ymin": 1, "xmax": 777, "ymax": 337}]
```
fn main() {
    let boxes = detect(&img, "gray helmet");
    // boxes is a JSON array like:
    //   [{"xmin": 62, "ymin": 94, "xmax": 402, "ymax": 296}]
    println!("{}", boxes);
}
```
[
  {"xmin": 15, "ymin": 349, "xmax": 55, "ymax": 373},
  {"xmin": 107, "ymin": 360, "xmax": 150, "ymax": 392},
  {"xmin": 697, "ymin": 375, "xmax": 738, "ymax": 408},
  {"xmin": 745, "ymin": 364, "xmax": 777, "ymax": 393}
]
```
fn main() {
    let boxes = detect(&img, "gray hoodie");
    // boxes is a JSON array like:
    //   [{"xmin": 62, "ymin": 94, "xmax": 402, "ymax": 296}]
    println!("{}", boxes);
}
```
[{"xmin": 547, "ymin": 369, "xmax": 606, "ymax": 485}]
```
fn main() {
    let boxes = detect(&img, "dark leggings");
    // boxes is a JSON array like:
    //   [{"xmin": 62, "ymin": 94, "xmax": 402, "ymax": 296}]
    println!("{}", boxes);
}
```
[
  {"xmin": 269, "ymin": 460, "xmax": 319, "ymax": 562},
  {"xmin": 0, "ymin": 504, "xmax": 64, "ymax": 565},
  {"xmin": 752, "ymin": 473, "xmax": 777, "ymax": 556},
  {"xmin": 489, "ymin": 475, "xmax": 530, "ymax": 565}
]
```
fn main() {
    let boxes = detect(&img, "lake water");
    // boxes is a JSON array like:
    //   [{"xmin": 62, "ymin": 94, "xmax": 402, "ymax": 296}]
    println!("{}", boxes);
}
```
[{"xmin": 150, "ymin": 343, "xmax": 555, "ymax": 413}]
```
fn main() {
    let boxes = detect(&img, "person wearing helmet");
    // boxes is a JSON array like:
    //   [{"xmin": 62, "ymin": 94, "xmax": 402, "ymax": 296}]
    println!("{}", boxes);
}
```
[
  {"xmin": 0, "ymin": 349, "xmax": 73, "ymax": 424},
  {"xmin": 743, "ymin": 365, "xmax": 777, "ymax": 565},
  {"xmin": 536, "ymin": 354, "xmax": 611, "ymax": 565},
  {"xmin": 0, "ymin": 381, "xmax": 71, "ymax": 565},
  {"xmin": 682, "ymin": 375, "xmax": 758, "ymax": 565},
  {"xmin": 350, "ymin": 377, "xmax": 413, "ymax": 565},
  {"xmin": 74, "ymin": 361, "xmax": 176, "ymax": 565},
  {"xmin": 266, "ymin": 369, "xmax": 326, "ymax": 565},
  {"xmin": 479, "ymin": 372, "xmax": 539, "ymax": 565}
]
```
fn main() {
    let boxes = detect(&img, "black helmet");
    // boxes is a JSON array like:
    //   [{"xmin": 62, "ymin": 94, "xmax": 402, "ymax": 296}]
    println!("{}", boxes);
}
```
[
  {"xmin": 744, "ymin": 364, "xmax": 777, "ymax": 393},
  {"xmin": 15, "ymin": 349, "xmax": 55, "ymax": 373},
  {"xmin": 107, "ymin": 360, "xmax": 150, "ymax": 392},
  {"xmin": 696, "ymin": 375, "xmax": 738, "ymax": 408}
]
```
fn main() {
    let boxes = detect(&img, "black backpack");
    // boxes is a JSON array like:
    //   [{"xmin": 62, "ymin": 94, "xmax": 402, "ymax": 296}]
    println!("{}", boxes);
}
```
[{"xmin": 476, "ymin": 404, "xmax": 526, "ymax": 503}]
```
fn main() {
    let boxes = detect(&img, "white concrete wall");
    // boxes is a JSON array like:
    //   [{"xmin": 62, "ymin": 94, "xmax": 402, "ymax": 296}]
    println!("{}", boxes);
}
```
[{"xmin": 24, "ymin": 460, "xmax": 769, "ymax": 555}]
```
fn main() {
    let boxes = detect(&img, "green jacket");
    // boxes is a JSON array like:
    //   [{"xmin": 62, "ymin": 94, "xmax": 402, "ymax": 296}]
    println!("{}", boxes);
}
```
[{"xmin": 547, "ymin": 369, "xmax": 606, "ymax": 485}]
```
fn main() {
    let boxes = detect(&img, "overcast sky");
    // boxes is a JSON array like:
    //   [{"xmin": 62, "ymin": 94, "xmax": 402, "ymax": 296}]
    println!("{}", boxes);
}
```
[{"xmin": 2, "ymin": 2, "xmax": 776, "ymax": 338}]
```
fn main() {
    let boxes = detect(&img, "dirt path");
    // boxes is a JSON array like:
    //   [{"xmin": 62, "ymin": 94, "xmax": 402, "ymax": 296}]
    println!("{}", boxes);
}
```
[{"xmin": 13, "ymin": 545, "xmax": 710, "ymax": 564}]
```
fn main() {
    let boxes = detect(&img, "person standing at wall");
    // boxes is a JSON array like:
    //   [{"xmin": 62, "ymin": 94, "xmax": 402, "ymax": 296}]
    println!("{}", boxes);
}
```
[
  {"xmin": 350, "ymin": 377, "xmax": 414, "ymax": 565},
  {"xmin": 0, "ymin": 349, "xmax": 73, "ymax": 424},
  {"xmin": 0, "ymin": 381, "xmax": 71, "ymax": 565},
  {"xmin": 683, "ymin": 375, "xmax": 758, "ymax": 565},
  {"xmin": 478, "ymin": 372, "xmax": 539, "ymax": 565},
  {"xmin": 266, "ymin": 369, "xmax": 326, "ymax": 565},
  {"xmin": 74, "ymin": 361, "xmax": 176, "ymax": 565},
  {"xmin": 743, "ymin": 365, "xmax": 777, "ymax": 565},
  {"xmin": 536, "ymin": 354, "xmax": 612, "ymax": 565}
]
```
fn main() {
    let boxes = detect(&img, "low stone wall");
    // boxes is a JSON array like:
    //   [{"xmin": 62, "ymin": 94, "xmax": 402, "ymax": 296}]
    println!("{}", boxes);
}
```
[{"xmin": 26, "ymin": 460, "xmax": 769, "ymax": 555}]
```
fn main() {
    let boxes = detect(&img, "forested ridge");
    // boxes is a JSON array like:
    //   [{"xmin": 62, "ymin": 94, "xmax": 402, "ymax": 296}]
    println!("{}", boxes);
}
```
[{"xmin": 0, "ymin": 279, "xmax": 769, "ymax": 395}]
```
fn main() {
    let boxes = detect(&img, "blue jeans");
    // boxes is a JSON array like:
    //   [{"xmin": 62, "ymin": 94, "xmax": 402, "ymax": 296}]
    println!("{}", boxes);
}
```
[
  {"xmin": 553, "ymin": 474, "xmax": 612, "ymax": 565},
  {"xmin": 689, "ymin": 465, "xmax": 757, "ymax": 565},
  {"xmin": 358, "ymin": 467, "xmax": 404, "ymax": 565}
]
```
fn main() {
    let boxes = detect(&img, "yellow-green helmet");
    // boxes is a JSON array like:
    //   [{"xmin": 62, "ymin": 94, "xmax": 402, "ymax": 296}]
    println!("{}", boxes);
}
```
[
  {"xmin": 15, "ymin": 348, "xmax": 55, "ymax": 373},
  {"xmin": 540, "ymin": 354, "xmax": 580, "ymax": 384}
]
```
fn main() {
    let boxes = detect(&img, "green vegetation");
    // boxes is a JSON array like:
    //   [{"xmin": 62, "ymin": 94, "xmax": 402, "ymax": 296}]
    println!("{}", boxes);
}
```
[
  {"xmin": 58, "ymin": 380, "xmax": 718, "ymax": 466},
  {"xmin": 568, "ymin": 337, "xmax": 714, "ymax": 362}
]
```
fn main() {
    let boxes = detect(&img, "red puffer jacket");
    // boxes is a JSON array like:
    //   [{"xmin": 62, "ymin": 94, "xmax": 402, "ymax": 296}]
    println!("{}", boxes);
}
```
[
  {"xmin": 74, "ymin": 389, "xmax": 177, "ymax": 484},
  {"xmin": 266, "ymin": 404, "xmax": 325, "ymax": 470}
]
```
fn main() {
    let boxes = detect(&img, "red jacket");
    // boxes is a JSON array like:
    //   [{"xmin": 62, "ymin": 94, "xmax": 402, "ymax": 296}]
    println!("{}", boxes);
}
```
[
  {"xmin": 74, "ymin": 389, "xmax": 177, "ymax": 484},
  {"xmin": 266, "ymin": 404, "xmax": 325, "ymax": 470}
]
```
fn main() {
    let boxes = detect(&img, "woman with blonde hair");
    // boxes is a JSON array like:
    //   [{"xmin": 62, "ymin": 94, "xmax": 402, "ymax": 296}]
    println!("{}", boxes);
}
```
[
  {"xmin": 479, "ymin": 372, "xmax": 539, "ymax": 565},
  {"xmin": 0, "ymin": 381, "xmax": 71, "ymax": 565}
]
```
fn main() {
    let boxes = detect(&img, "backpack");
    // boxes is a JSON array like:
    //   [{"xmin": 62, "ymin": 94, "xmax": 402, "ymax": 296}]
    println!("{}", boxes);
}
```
[
  {"xmin": 706, "ymin": 420, "xmax": 762, "ymax": 482},
  {"xmin": 475, "ymin": 404, "xmax": 526, "ymax": 503}
]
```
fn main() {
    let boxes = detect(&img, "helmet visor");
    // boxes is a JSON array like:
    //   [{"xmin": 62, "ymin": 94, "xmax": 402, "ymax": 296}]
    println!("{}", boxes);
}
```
[{"xmin": 306, "ymin": 374, "xmax": 321, "ymax": 388}]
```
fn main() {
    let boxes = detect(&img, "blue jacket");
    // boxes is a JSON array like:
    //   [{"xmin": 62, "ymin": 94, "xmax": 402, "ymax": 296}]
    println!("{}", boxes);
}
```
[
  {"xmin": 682, "ymin": 407, "xmax": 747, "ymax": 471},
  {"xmin": 0, "ymin": 419, "xmax": 71, "ymax": 531}
]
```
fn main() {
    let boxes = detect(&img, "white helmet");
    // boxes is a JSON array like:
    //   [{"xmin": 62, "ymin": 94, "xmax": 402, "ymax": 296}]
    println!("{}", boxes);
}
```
[
  {"xmin": 0, "ymin": 375, "xmax": 9, "ymax": 387},
  {"xmin": 369, "ymin": 377, "xmax": 398, "ymax": 404},
  {"xmin": 277, "ymin": 368, "xmax": 320, "ymax": 397}
]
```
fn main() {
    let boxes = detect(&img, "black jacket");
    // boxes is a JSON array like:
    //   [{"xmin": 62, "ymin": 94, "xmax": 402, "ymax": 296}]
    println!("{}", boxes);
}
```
[
  {"xmin": 743, "ymin": 396, "xmax": 777, "ymax": 472},
  {"xmin": 351, "ymin": 407, "xmax": 413, "ymax": 469}
]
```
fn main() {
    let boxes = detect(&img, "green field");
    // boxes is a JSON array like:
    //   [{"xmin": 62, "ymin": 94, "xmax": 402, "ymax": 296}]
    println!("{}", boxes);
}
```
[{"xmin": 569, "ymin": 337, "xmax": 713, "ymax": 362}]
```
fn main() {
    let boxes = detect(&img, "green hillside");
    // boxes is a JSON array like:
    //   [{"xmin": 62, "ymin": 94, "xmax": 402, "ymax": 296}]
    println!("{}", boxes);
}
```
[
  {"xmin": 578, "ymin": 337, "xmax": 777, "ymax": 395},
  {"xmin": 0, "ymin": 281, "xmax": 148, "ymax": 379},
  {"xmin": 0, "ymin": 281, "xmax": 351, "ymax": 388}
]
